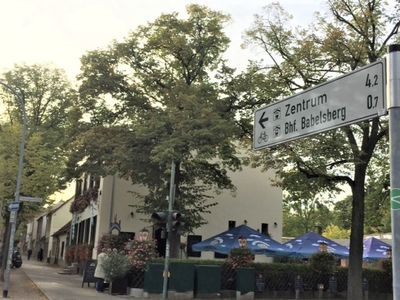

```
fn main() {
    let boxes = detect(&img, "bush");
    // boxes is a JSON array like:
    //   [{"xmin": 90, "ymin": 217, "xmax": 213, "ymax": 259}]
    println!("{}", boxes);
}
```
[
  {"xmin": 97, "ymin": 234, "xmax": 127, "ymax": 252},
  {"xmin": 309, "ymin": 252, "xmax": 337, "ymax": 274},
  {"xmin": 381, "ymin": 258, "xmax": 392, "ymax": 274},
  {"xmin": 125, "ymin": 239, "xmax": 158, "ymax": 271},
  {"xmin": 76, "ymin": 244, "xmax": 93, "ymax": 263},
  {"xmin": 363, "ymin": 267, "xmax": 392, "ymax": 293},
  {"xmin": 65, "ymin": 245, "xmax": 76, "ymax": 264},
  {"xmin": 227, "ymin": 248, "xmax": 253, "ymax": 269}
]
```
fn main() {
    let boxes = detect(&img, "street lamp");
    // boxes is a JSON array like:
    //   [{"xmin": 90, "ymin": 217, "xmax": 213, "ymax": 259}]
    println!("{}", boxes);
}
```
[{"xmin": 0, "ymin": 79, "xmax": 27, "ymax": 298}]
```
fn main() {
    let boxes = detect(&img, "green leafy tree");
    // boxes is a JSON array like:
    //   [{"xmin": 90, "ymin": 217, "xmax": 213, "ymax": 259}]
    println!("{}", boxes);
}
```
[
  {"xmin": 234, "ymin": 1, "xmax": 399, "ymax": 299},
  {"xmin": 332, "ymin": 196, "xmax": 352, "ymax": 230},
  {"xmin": 323, "ymin": 224, "xmax": 350, "ymax": 239},
  {"xmin": 68, "ymin": 5, "xmax": 240, "ymax": 257},
  {"xmin": 282, "ymin": 170, "xmax": 336, "ymax": 237},
  {"xmin": 283, "ymin": 200, "xmax": 333, "ymax": 238},
  {"xmin": 364, "ymin": 143, "xmax": 391, "ymax": 233},
  {"xmin": 0, "ymin": 64, "xmax": 76, "ymax": 215},
  {"xmin": 0, "ymin": 64, "xmax": 76, "ymax": 276}
]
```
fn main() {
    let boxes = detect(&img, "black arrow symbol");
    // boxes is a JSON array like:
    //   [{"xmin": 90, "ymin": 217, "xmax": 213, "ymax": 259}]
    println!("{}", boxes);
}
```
[{"xmin": 259, "ymin": 111, "xmax": 269, "ymax": 129}]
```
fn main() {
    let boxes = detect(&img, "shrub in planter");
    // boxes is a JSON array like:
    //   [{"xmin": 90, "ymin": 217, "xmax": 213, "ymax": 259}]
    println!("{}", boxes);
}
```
[
  {"xmin": 222, "ymin": 248, "xmax": 254, "ymax": 290},
  {"xmin": 102, "ymin": 249, "xmax": 130, "ymax": 295}
]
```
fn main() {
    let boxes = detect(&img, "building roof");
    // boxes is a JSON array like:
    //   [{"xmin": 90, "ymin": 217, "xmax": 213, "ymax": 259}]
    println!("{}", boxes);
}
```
[
  {"xmin": 52, "ymin": 221, "xmax": 71, "ymax": 237},
  {"xmin": 48, "ymin": 196, "xmax": 74, "ymax": 215}
]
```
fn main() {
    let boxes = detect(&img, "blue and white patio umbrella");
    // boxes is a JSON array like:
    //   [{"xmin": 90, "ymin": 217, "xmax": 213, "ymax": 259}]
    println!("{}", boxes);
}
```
[
  {"xmin": 363, "ymin": 237, "xmax": 391, "ymax": 261},
  {"xmin": 284, "ymin": 232, "xmax": 349, "ymax": 258},
  {"xmin": 192, "ymin": 224, "xmax": 288, "ymax": 256}
]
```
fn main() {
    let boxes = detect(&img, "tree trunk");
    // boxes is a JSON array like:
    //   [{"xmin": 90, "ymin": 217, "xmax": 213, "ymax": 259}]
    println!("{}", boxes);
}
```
[
  {"xmin": 347, "ymin": 164, "xmax": 367, "ymax": 300},
  {"xmin": 169, "ymin": 231, "xmax": 181, "ymax": 259}
]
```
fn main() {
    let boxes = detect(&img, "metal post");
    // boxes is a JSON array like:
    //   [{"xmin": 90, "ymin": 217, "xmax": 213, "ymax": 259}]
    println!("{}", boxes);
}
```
[
  {"xmin": 0, "ymin": 80, "xmax": 26, "ymax": 298},
  {"xmin": 162, "ymin": 161, "xmax": 175, "ymax": 300},
  {"xmin": 388, "ymin": 44, "xmax": 400, "ymax": 300}
]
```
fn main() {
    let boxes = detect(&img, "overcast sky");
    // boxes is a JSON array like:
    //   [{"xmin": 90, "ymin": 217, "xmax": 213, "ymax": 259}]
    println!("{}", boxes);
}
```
[{"xmin": 0, "ymin": 0, "xmax": 327, "ymax": 81}]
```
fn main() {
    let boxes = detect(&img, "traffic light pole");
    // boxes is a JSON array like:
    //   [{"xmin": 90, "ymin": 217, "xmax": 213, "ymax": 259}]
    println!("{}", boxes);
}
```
[
  {"xmin": 0, "ymin": 80, "xmax": 27, "ymax": 298},
  {"xmin": 162, "ymin": 161, "xmax": 175, "ymax": 300}
]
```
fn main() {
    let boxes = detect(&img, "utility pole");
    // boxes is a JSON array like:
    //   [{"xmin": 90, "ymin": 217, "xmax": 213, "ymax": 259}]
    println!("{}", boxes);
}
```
[{"xmin": 0, "ymin": 80, "xmax": 27, "ymax": 298}]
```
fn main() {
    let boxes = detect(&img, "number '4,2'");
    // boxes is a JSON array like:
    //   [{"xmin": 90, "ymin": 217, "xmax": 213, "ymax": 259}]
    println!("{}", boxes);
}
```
[{"xmin": 365, "ymin": 73, "xmax": 378, "ymax": 87}]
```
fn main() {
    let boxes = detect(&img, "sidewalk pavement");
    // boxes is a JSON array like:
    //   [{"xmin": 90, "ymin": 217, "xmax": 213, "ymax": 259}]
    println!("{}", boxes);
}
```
[
  {"xmin": 5, "ymin": 265, "xmax": 47, "ymax": 299},
  {"xmin": 2, "ymin": 258, "xmax": 132, "ymax": 300},
  {"xmin": 2, "ymin": 258, "xmax": 345, "ymax": 300}
]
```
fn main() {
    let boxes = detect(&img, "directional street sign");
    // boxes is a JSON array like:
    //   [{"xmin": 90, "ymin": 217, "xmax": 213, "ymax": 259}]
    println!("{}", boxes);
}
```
[
  {"xmin": 8, "ymin": 202, "xmax": 19, "ymax": 211},
  {"xmin": 19, "ymin": 196, "xmax": 42, "ymax": 203},
  {"xmin": 254, "ymin": 61, "xmax": 386, "ymax": 150}
]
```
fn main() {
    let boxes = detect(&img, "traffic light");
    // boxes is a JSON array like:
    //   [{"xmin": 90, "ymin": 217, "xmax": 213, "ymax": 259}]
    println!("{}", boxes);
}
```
[
  {"xmin": 171, "ymin": 211, "xmax": 184, "ymax": 232},
  {"xmin": 151, "ymin": 211, "xmax": 184, "ymax": 232},
  {"xmin": 151, "ymin": 211, "xmax": 167, "ymax": 227}
]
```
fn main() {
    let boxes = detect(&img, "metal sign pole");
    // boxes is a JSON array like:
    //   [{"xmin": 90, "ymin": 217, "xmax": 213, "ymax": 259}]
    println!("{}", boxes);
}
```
[
  {"xmin": 162, "ymin": 161, "xmax": 175, "ymax": 300},
  {"xmin": 0, "ymin": 81, "xmax": 26, "ymax": 298},
  {"xmin": 388, "ymin": 44, "xmax": 400, "ymax": 300}
]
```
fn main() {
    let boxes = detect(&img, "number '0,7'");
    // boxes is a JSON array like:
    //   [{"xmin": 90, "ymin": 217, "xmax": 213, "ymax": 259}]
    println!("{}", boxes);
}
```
[
  {"xmin": 367, "ymin": 95, "xmax": 378, "ymax": 109},
  {"xmin": 365, "ymin": 73, "xmax": 378, "ymax": 87}
]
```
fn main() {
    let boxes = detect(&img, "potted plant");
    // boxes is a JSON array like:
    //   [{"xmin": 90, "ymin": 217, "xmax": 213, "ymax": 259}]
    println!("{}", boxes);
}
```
[{"xmin": 102, "ymin": 249, "xmax": 130, "ymax": 295}]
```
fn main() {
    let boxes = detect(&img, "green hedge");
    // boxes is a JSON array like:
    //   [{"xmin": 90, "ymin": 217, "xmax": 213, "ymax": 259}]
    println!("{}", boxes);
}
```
[{"xmin": 148, "ymin": 258, "xmax": 392, "ymax": 294}]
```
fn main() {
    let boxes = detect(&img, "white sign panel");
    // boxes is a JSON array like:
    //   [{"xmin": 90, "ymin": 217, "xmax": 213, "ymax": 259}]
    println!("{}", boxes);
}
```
[
  {"xmin": 8, "ymin": 202, "xmax": 19, "ymax": 211},
  {"xmin": 254, "ymin": 61, "xmax": 386, "ymax": 149},
  {"xmin": 9, "ymin": 210, "xmax": 17, "ymax": 223},
  {"xmin": 19, "ymin": 196, "xmax": 42, "ymax": 203}
]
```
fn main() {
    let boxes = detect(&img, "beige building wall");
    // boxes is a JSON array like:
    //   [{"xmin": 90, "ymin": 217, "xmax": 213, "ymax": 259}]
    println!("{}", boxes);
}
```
[
  {"xmin": 190, "ymin": 167, "xmax": 282, "ymax": 261},
  {"xmin": 47, "ymin": 198, "xmax": 73, "ymax": 261},
  {"xmin": 93, "ymin": 175, "xmax": 149, "ymax": 257},
  {"xmin": 91, "ymin": 165, "xmax": 282, "ymax": 260}
]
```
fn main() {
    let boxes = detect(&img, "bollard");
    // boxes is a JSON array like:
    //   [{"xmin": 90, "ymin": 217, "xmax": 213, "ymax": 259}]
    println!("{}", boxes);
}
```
[
  {"xmin": 362, "ymin": 278, "xmax": 369, "ymax": 300},
  {"xmin": 294, "ymin": 275, "xmax": 303, "ymax": 299},
  {"xmin": 255, "ymin": 274, "xmax": 265, "ymax": 293},
  {"xmin": 317, "ymin": 283, "xmax": 324, "ymax": 299},
  {"xmin": 328, "ymin": 275, "xmax": 337, "ymax": 297}
]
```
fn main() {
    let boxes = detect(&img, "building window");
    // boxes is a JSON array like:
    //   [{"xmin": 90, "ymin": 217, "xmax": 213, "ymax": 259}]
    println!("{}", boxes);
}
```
[
  {"xmin": 119, "ymin": 232, "xmax": 135, "ymax": 241},
  {"xmin": 75, "ymin": 179, "xmax": 82, "ymax": 197},
  {"xmin": 78, "ymin": 222, "xmax": 84, "ymax": 244},
  {"xmin": 90, "ymin": 216, "xmax": 97, "ymax": 246},
  {"xmin": 84, "ymin": 219, "xmax": 90, "ymax": 243},
  {"xmin": 261, "ymin": 223, "xmax": 269, "ymax": 236},
  {"xmin": 228, "ymin": 220, "xmax": 236, "ymax": 229},
  {"xmin": 83, "ymin": 175, "xmax": 88, "ymax": 192},
  {"xmin": 89, "ymin": 175, "xmax": 100, "ymax": 189},
  {"xmin": 60, "ymin": 241, "xmax": 65, "ymax": 258},
  {"xmin": 186, "ymin": 235, "xmax": 202, "ymax": 257}
]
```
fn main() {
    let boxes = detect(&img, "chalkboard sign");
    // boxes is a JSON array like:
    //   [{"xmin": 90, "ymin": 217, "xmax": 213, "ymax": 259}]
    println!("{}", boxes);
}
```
[{"xmin": 82, "ymin": 259, "xmax": 97, "ymax": 288}]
